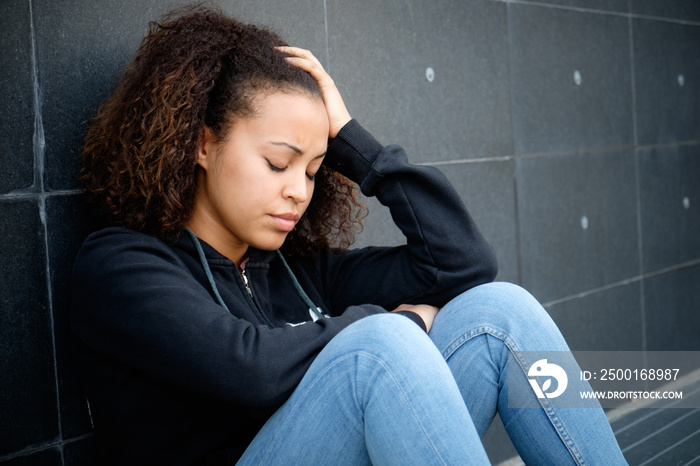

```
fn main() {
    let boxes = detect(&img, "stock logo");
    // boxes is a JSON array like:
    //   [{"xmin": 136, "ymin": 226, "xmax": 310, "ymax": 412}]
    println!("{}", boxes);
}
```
[{"xmin": 528, "ymin": 359, "xmax": 568, "ymax": 399}]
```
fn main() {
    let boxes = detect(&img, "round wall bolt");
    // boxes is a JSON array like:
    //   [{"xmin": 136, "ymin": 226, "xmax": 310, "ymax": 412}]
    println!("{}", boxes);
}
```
[
  {"xmin": 425, "ymin": 67, "xmax": 435, "ymax": 83},
  {"xmin": 580, "ymin": 215, "xmax": 589, "ymax": 230},
  {"xmin": 678, "ymin": 74, "xmax": 685, "ymax": 87},
  {"xmin": 683, "ymin": 196, "xmax": 690, "ymax": 209},
  {"xmin": 574, "ymin": 70, "xmax": 582, "ymax": 86}
]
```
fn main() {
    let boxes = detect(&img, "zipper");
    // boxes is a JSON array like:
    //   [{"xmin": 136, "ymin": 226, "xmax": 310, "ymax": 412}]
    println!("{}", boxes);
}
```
[
  {"xmin": 184, "ymin": 228, "xmax": 274, "ymax": 327},
  {"xmin": 239, "ymin": 266, "xmax": 274, "ymax": 328},
  {"xmin": 241, "ymin": 268, "xmax": 253, "ymax": 298}
]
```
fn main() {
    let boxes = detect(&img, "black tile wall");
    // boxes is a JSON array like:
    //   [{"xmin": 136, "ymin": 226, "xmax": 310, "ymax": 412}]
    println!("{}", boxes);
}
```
[
  {"xmin": 62, "ymin": 437, "xmax": 96, "ymax": 466},
  {"xmin": 522, "ymin": 0, "xmax": 628, "ymax": 13},
  {"xmin": 352, "ymin": 195, "xmax": 404, "ymax": 249},
  {"xmin": 46, "ymin": 195, "xmax": 95, "ymax": 439},
  {"xmin": 630, "ymin": 1, "xmax": 700, "ymax": 22},
  {"xmin": 441, "ymin": 161, "xmax": 519, "ymax": 284},
  {"xmin": 509, "ymin": 3, "xmax": 633, "ymax": 154},
  {"xmin": 33, "ymin": 0, "xmax": 327, "ymax": 192},
  {"xmin": 354, "ymin": 160, "xmax": 519, "ymax": 284},
  {"xmin": 546, "ymin": 281, "xmax": 644, "ymax": 351},
  {"xmin": 482, "ymin": 414, "xmax": 518, "ymax": 464},
  {"xmin": 1, "ymin": 0, "xmax": 699, "ymax": 463},
  {"xmin": 0, "ymin": 201, "xmax": 56, "ymax": 455},
  {"xmin": 516, "ymin": 149, "xmax": 639, "ymax": 303},
  {"xmin": 0, "ymin": 447, "xmax": 61, "ymax": 466},
  {"xmin": 33, "ymin": 0, "xmax": 180, "ymax": 191},
  {"xmin": 633, "ymin": 18, "xmax": 700, "ymax": 145},
  {"xmin": 327, "ymin": 0, "xmax": 512, "ymax": 162},
  {"xmin": 644, "ymin": 264, "xmax": 700, "ymax": 351},
  {"xmin": 638, "ymin": 145, "xmax": 700, "ymax": 272},
  {"xmin": 220, "ymin": 0, "xmax": 327, "ymax": 53},
  {"xmin": 0, "ymin": 0, "xmax": 34, "ymax": 194}
]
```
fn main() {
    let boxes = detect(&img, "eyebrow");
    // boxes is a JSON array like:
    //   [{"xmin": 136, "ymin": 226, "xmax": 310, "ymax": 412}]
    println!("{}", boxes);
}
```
[{"xmin": 269, "ymin": 141, "xmax": 326, "ymax": 159}]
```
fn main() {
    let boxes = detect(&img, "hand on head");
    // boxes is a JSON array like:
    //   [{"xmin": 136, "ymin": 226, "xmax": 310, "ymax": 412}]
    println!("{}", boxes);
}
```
[{"xmin": 278, "ymin": 46, "xmax": 352, "ymax": 139}]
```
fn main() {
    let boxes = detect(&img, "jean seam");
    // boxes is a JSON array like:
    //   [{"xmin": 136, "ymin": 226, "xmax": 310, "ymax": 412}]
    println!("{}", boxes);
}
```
[
  {"xmin": 256, "ymin": 350, "xmax": 448, "ymax": 466},
  {"xmin": 439, "ymin": 325, "xmax": 587, "ymax": 466}
]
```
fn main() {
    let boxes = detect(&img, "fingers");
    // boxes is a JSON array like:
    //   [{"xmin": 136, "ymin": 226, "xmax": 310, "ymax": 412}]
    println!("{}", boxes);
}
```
[
  {"xmin": 276, "ymin": 46, "xmax": 323, "ymax": 67},
  {"xmin": 276, "ymin": 46, "xmax": 333, "ymax": 85},
  {"xmin": 277, "ymin": 45, "xmax": 351, "ymax": 138}
]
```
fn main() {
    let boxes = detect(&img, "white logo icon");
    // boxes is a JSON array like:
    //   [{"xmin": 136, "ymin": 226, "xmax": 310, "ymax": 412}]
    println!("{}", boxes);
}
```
[{"xmin": 528, "ymin": 359, "xmax": 568, "ymax": 399}]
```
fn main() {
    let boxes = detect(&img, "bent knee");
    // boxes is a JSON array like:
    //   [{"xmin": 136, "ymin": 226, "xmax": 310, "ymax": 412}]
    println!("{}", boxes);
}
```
[
  {"xmin": 469, "ymin": 282, "xmax": 537, "ymax": 304},
  {"xmin": 441, "ymin": 282, "xmax": 554, "ymax": 329},
  {"xmin": 341, "ymin": 312, "xmax": 428, "ymax": 343},
  {"xmin": 331, "ymin": 313, "xmax": 439, "ymax": 361}
]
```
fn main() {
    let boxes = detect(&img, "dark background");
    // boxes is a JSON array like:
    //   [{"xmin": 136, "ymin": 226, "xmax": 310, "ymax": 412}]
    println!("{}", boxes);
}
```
[{"xmin": 1, "ymin": 0, "xmax": 698, "ymax": 463}]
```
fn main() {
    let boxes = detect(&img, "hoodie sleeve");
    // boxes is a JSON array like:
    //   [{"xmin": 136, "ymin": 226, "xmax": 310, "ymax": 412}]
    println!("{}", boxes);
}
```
[
  {"xmin": 71, "ymin": 228, "xmax": 386, "ymax": 409},
  {"xmin": 320, "ymin": 119, "xmax": 498, "ymax": 312}
]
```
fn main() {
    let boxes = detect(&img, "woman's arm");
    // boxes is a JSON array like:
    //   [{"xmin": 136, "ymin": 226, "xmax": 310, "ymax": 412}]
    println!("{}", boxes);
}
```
[
  {"xmin": 321, "ymin": 123, "xmax": 498, "ymax": 311},
  {"xmin": 283, "ymin": 47, "xmax": 497, "ymax": 313},
  {"xmin": 71, "ymin": 228, "xmax": 385, "ymax": 409}
]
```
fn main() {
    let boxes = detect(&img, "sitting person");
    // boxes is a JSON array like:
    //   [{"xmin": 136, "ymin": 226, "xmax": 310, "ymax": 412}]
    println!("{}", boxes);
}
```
[{"xmin": 72, "ymin": 5, "xmax": 627, "ymax": 465}]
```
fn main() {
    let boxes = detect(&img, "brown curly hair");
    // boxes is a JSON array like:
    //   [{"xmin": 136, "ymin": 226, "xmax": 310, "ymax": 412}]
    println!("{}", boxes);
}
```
[{"xmin": 80, "ymin": 3, "xmax": 364, "ymax": 255}]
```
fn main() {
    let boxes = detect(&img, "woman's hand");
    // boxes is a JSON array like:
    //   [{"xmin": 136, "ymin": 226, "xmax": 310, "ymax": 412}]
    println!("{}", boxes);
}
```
[
  {"xmin": 392, "ymin": 304, "xmax": 440, "ymax": 332},
  {"xmin": 278, "ymin": 46, "xmax": 351, "ymax": 138}
]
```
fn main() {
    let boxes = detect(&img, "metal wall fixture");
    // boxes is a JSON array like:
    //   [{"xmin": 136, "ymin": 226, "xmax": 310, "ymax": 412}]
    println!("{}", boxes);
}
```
[
  {"xmin": 574, "ymin": 70, "xmax": 582, "ymax": 86},
  {"xmin": 580, "ymin": 215, "xmax": 589, "ymax": 230},
  {"xmin": 425, "ymin": 67, "xmax": 435, "ymax": 83}
]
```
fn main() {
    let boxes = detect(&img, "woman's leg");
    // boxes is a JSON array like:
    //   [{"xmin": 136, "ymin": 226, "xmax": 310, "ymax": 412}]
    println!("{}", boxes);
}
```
[
  {"xmin": 428, "ymin": 282, "xmax": 627, "ymax": 466},
  {"xmin": 238, "ymin": 313, "xmax": 490, "ymax": 466}
]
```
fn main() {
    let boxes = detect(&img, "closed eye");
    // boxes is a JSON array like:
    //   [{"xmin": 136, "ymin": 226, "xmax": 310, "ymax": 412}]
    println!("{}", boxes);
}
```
[{"xmin": 267, "ymin": 160, "xmax": 286, "ymax": 172}]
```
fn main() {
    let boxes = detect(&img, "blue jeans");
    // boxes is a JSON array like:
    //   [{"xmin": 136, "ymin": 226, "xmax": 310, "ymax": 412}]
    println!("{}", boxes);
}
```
[{"xmin": 237, "ymin": 283, "xmax": 627, "ymax": 465}]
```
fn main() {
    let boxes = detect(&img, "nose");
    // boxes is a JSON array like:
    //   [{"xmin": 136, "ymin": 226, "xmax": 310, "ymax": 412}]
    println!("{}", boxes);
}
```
[{"xmin": 282, "ymin": 170, "xmax": 311, "ymax": 204}]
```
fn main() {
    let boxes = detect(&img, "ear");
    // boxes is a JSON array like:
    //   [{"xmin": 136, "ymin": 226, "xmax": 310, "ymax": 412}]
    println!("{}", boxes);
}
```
[{"xmin": 197, "ymin": 126, "xmax": 217, "ymax": 171}]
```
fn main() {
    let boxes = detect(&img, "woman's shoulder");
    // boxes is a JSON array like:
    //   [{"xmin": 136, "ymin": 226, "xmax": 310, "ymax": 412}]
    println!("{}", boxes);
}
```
[
  {"xmin": 74, "ymin": 227, "xmax": 179, "ymax": 276},
  {"xmin": 79, "ymin": 226, "xmax": 171, "ymax": 254}
]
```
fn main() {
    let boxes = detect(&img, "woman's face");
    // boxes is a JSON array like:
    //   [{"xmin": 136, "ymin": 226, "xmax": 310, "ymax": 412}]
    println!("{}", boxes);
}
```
[{"xmin": 190, "ymin": 91, "xmax": 329, "ymax": 263}]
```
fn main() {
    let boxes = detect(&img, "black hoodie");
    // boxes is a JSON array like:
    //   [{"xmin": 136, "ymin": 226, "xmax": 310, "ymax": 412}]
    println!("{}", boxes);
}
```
[{"xmin": 71, "ymin": 120, "xmax": 497, "ymax": 465}]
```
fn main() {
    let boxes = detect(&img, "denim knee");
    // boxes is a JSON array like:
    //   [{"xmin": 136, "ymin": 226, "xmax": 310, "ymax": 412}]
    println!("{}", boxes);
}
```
[
  {"xmin": 431, "ymin": 282, "xmax": 567, "ymax": 353},
  {"xmin": 331, "ymin": 313, "xmax": 437, "ymax": 359},
  {"xmin": 443, "ymin": 282, "xmax": 554, "ymax": 330}
]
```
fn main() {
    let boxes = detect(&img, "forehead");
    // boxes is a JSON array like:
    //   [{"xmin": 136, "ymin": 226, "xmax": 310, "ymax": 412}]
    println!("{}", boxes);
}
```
[{"xmin": 229, "ymin": 91, "xmax": 329, "ymax": 148}]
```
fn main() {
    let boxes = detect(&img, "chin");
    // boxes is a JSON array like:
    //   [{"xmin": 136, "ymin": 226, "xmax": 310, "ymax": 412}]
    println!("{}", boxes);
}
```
[{"xmin": 250, "ymin": 233, "xmax": 288, "ymax": 251}]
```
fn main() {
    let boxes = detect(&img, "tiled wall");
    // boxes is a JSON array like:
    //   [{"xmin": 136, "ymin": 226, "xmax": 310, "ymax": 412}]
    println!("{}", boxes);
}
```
[{"xmin": 1, "ymin": 0, "xmax": 698, "ymax": 464}]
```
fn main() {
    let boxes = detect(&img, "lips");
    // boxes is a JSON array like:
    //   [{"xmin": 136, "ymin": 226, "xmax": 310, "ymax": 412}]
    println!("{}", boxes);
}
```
[{"xmin": 270, "ymin": 213, "xmax": 300, "ymax": 232}]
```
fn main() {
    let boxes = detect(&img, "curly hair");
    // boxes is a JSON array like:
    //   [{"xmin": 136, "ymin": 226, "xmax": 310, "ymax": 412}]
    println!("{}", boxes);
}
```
[{"xmin": 80, "ymin": 3, "xmax": 365, "ymax": 255}]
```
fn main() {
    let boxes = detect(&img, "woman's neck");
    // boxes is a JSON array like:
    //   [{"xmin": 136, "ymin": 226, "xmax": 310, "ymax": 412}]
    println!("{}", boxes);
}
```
[{"xmin": 185, "ymin": 214, "xmax": 249, "ymax": 270}]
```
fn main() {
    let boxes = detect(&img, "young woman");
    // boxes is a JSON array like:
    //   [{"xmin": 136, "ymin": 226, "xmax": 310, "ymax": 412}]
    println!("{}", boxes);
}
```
[{"xmin": 72, "ymin": 5, "xmax": 627, "ymax": 465}]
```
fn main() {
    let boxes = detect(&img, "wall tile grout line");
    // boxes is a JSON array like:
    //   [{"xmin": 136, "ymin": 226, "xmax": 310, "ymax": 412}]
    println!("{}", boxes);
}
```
[
  {"xmin": 628, "ymin": 4, "xmax": 639, "ymax": 148},
  {"xmin": 543, "ymin": 276, "xmax": 643, "ymax": 308},
  {"xmin": 621, "ymin": 408, "xmax": 700, "ymax": 453},
  {"xmin": 637, "ymin": 428, "xmax": 700, "ymax": 466},
  {"xmin": 0, "ymin": 189, "xmax": 82, "ymax": 201},
  {"xmin": 681, "ymin": 453, "xmax": 700, "ymax": 466},
  {"xmin": 505, "ymin": 0, "xmax": 524, "ymax": 286},
  {"xmin": 412, "ymin": 139, "xmax": 700, "ymax": 167},
  {"xmin": 322, "ymin": 0, "xmax": 331, "ymax": 74},
  {"xmin": 504, "ymin": 0, "xmax": 700, "ymax": 27},
  {"xmin": 635, "ymin": 148, "xmax": 648, "ymax": 354},
  {"xmin": 642, "ymin": 257, "xmax": 700, "ymax": 281},
  {"xmin": 612, "ymin": 381, "xmax": 700, "ymax": 434},
  {"xmin": 0, "ymin": 432, "xmax": 93, "ymax": 463},
  {"xmin": 418, "ymin": 156, "xmax": 515, "ymax": 166},
  {"xmin": 28, "ymin": 0, "xmax": 65, "ymax": 462},
  {"xmin": 628, "ymin": 7, "xmax": 648, "ymax": 357},
  {"xmin": 542, "ymin": 257, "xmax": 700, "ymax": 308}
]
